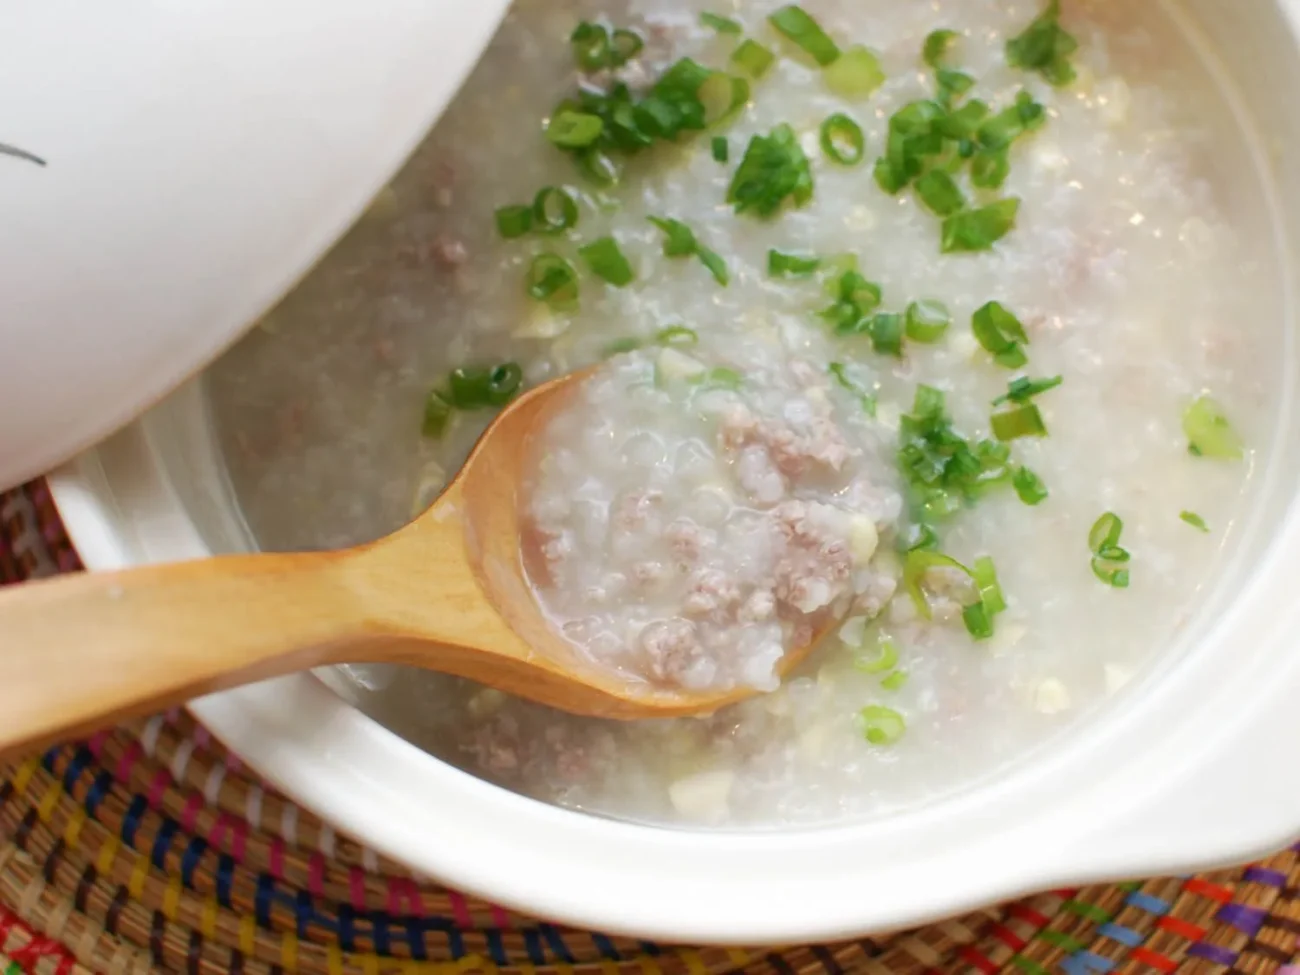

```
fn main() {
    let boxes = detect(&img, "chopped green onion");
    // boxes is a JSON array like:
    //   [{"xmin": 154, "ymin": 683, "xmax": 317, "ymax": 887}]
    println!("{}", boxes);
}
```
[
  {"xmin": 768, "ymin": 5, "xmax": 841, "ymax": 67},
  {"xmin": 869, "ymin": 312, "xmax": 905, "ymax": 357},
  {"xmin": 768, "ymin": 249, "xmax": 821, "ymax": 277},
  {"xmin": 1088, "ymin": 513, "xmax": 1123, "ymax": 554},
  {"xmin": 449, "ymin": 364, "xmax": 521, "ymax": 410},
  {"xmin": 823, "ymin": 46, "xmax": 885, "ymax": 99},
  {"xmin": 728, "ymin": 124, "xmax": 814, "ymax": 217},
  {"xmin": 525, "ymin": 253, "xmax": 579, "ymax": 307},
  {"xmin": 971, "ymin": 556, "xmax": 1006, "ymax": 615},
  {"xmin": 712, "ymin": 136, "xmax": 729, "ymax": 162},
  {"xmin": 1006, "ymin": 0, "xmax": 1079, "ymax": 87},
  {"xmin": 486, "ymin": 363, "xmax": 523, "ymax": 406},
  {"xmin": 962, "ymin": 601, "xmax": 994, "ymax": 639},
  {"xmin": 828, "ymin": 362, "xmax": 877, "ymax": 416},
  {"xmin": 1091, "ymin": 561, "xmax": 1130, "ymax": 588},
  {"xmin": 971, "ymin": 148, "xmax": 1011, "ymax": 189},
  {"xmin": 923, "ymin": 29, "xmax": 959, "ymax": 68},
  {"xmin": 731, "ymin": 39, "xmax": 776, "ymax": 78},
  {"xmin": 1180, "ymin": 511, "xmax": 1210, "ymax": 533},
  {"xmin": 1013, "ymin": 467, "xmax": 1048, "ymax": 505},
  {"xmin": 1183, "ymin": 395, "xmax": 1244, "ymax": 460},
  {"xmin": 700, "ymin": 11, "xmax": 742, "ymax": 34},
  {"xmin": 860, "ymin": 705, "xmax": 906, "ymax": 745},
  {"xmin": 648, "ymin": 216, "xmax": 698, "ymax": 257},
  {"xmin": 656, "ymin": 325, "xmax": 699, "ymax": 347},
  {"xmin": 991, "ymin": 404, "xmax": 1047, "ymax": 441},
  {"xmin": 697, "ymin": 246, "xmax": 730, "ymax": 286},
  {"xmin": 915, "ymin": 169, "xmax": 966, "ymax": 217},
  {"xmin": 603, "ymin": 337, "xmax": 642, "ymax": 356},
  {"xmin": 691, "ymin": 366, "xmax": 744, "ymax": 391},
  {"xmin": 1088, "ymin": 513, "xmax": 1132, "ymax": 589},
  {"xmin": 972, "ymin": 301, "xmax": 1030, "ymax": 369},
  {"xmin": 578, "ymin": 236, "xmax": 635, "ymax": 287},
  {"xmin": 570, "ymin": 22, "xmax": 612, "ymax": 72},
  {"xmin": 874, "ymin": 99, "xmax": 946, "ymax": 194},
  {"xmin": 699, "ymin": 72, "xmax": 751, "ymax": 128},
  {"xmin": 994, "ymin": 375, "xmax": 1062, "ymax": 406},
  {"xmin": 611, "ymin": 29, "xmax": 644, "ymax": 65},
  {"xmin": 905, "ymin": 300, "xmax": 951, "ymax": 343},
  {"xmin": 532, "ymin": 186, "xmax": 579, "ymax": 234},
  {"xmin": 576, "ymin": 148, "xmax": 621, "ymax": 187},
  {"xmin": 880, "ymin": 671, "xmax": 909, "ymax": 692},
  {"xmin": 494, "ymin": 204, "xmax": 533, "ymax": 239},
  {"xmin": 649, "ymin": 216, "xmax": 729, "ymax": 285},
  {"xmin": 821, "ymin": 270, "xmax": 883, "ymax": 332},
  {"xmin": 902, "ymin": 522, "xmax": 939, "ymax": 552},
  {"xmin": 854, "ymin": 637, "xmax": 899, "ymax": 673},
  {"xmin": 820, "ymin": 113, "xmax": 865, "ymax": 165},
  {"xmin": 546, "ymin": 111, "xmax": 604, "ymax": 149},
  {"xmin": 942, "ymin": 198, "xmax": 1021, "ymax": 253},
  {"xmin": 903, "ymin": 550, "xmax": 970, "ymax": 619},
  {"xmin": 421, "ymin": 389, "xmax": 453, "ymax": 438},
  {"xmin": 936, "ymin": 69, "xmax": 976, "ymax": 106}
]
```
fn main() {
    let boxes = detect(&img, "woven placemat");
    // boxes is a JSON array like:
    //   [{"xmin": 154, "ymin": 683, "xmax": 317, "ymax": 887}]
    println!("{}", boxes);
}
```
[{"xmin": 2, "ymin": 480, "xmax": 1298, "ymax": 975}]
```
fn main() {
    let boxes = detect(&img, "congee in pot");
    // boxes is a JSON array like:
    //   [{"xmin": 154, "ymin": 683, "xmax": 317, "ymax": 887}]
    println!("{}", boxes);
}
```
[{"xmin": 207, "ymin": 0, "xmax": 1282, "ymax": 826}]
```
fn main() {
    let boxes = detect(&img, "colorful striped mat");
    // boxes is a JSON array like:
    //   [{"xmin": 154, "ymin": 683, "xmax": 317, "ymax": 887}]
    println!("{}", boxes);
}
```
[{"xmin": 1, "ymin": 478, "xmax": 1297, "ymax": 975}]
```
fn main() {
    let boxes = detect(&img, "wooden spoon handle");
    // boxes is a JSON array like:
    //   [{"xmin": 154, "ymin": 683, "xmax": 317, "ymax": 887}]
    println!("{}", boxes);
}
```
[{"xmin": 0, "ymin": 553, "xmax": 357, "ymax": 760}]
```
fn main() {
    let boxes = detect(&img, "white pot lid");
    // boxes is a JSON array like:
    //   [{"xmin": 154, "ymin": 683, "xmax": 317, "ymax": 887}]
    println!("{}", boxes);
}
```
[{"xmin": 0, "ymin": 0, "xmax": 509, "ymax": 491}]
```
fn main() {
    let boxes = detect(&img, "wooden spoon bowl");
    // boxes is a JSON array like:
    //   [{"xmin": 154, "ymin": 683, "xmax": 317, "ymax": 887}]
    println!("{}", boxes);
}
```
[{"xmin": 0, "ymin": 370, "xmax": 822, "ymax": 760}]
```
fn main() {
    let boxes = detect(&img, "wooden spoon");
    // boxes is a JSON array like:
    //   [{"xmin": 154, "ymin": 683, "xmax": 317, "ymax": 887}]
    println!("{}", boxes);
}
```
[{"xmin": 0, "ymin": 370, "xmax": 824, "ymax": 760}]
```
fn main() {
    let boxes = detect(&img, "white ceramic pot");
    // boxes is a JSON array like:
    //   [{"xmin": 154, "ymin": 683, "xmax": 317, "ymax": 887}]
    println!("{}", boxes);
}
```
[{"xmin": 43, "ymin": 0, "xmax": 1300, "ymax": 945}]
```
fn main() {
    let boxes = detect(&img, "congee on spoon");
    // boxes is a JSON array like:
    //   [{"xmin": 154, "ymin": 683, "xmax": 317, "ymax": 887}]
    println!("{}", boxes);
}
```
[{"xmin": 208, "ymin": 0, "xmax": 1279, "ymax": 826}]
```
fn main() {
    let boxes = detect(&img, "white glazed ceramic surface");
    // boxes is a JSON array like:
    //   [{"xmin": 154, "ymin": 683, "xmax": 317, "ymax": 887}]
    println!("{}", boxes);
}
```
[
  {"xmin": 45, "ymin": 0, "xmax": 1300, "ymax": 944},
  {"xmin": 0, "ymin": 0, "xmax": 508, "ymax": 492}
]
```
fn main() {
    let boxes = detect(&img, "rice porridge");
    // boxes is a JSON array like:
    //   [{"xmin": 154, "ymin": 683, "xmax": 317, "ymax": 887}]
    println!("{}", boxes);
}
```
[{"xmin": 206, "ymin": 0, "xmax": 1282, "ymax": 827}]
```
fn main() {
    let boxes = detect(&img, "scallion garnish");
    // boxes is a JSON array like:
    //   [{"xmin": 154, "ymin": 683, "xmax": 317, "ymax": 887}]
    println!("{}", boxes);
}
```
[
  {"xmin": 656, "ymin": 325, "xmax": 699, "ymax": 347},
  {"xmin": 935, "ymin": 100, "xmax": 990, "ymax": 141},
  {"xmin": 768, "ymin": 250, "xmax": 821, "ymax": 277},
  {"xmin": 570, "ymin": 22, "xmax": 644, "ymax": 72},
  {"xmin": 728, "ymin": 124, "xmax": 814, "ymax": 217},
  {"xmin": 828, "ymin": 362, "xmax": 877, "ymax": 416},
  {"xmin": 731, "ymin": 39, "xmax": 776, "ymax": 78},
  {"xmin": 823, "ymin": 46, "xmax": 885, "ymax": 99},
  {"xmin": 991, "ymin": 403, "xmax": 1047, "ymax": 441},
  {"xmin": 994, "ymin": 375, "xmax": 1062, "ymax": 405},
  {"xmin": 820, "ymin": 113, "xmax": 865, "ymax": 165},
  {"xmin": 941, "ymin": 198, "xmax": 1021, "ymax": 253},
  {"xmin": 903, "ymin": 549, "xmax": 1006, "ymax": 639},
  {"xmin": 874, "ymin": 99, "xmax": 946, "ymax": 194},
  {"xmin": 869, "ymin": 312, "xmax": 905, "ymax": 357},
  {"xmin": 923, "ymin": 30, "xmax": 959, "ymax": 68},
  {"xmin": 860, "ymin": 704, "xmax": 906, "ymax": 745},
  {"xmin": 1013, "ymin": 467, "xmax": 1048, "ymax": 505},
  {"xmin": 448, "ymin": 363, "xmax": 524, "ymax": 409},
  {"xmin": 546, "ymin": 110, "xmax": 604, "ymax": 149},
  {"xmin": 578, "ymin": 236, "xmax": 635, "ymax": 287},
  {"xmin": 526, "ymin": 253, "xmax": 580, "ymax": 307},
  {"xmin": 898, "ymin": 385, "xmax": 1016, "ymax": 526},
  {"xmin": 1183, "ymin": 395, "xmax": 1244, "ymax": 459},
  {"xmin": 700, "ymin": 11, "xmax": 742, "ymax": 34},
  {"xmin": 494, "ymin": 204, "xmax": 533, "ymax": 239},
  {"xmin": 820, "ymin": 269, "xmax": 883, "ymax": 332},
  {"xmin": 1088, "ymin": 512, "xmax": 1131, "ymax": 588},
  {"xmin": 1006, "ymin": 0, "xmax": 1079, "ymax": 87},
  {"xmin": 698, "ymin": 72, "xmax": 752, "ymax": 128},
  {"xmin": 532, "ymin": 186, "xmax": 579, "ymax": 234},
  {"xmin": 768, "ymin": 5, "xmax": 841, "ymax": 67},
  {"xmin": 422, "ymin": 389, "xmax": 453, "ymax": 438},
  {"xmin": 971, "ymin": 148, "xmax": 1011, "ymax": 190},
  {"xmin": 915, "ymin": 168, "xmax": 966, "ymax": 217},
  {"xmin": 1180, "ymin": 511, "xmax": 1210, "ymax": 533},
  {"xmin": 905, "ymin": 300, "xmax": 951, "ymax": 343},
  {"xmin": 648, "ymin": 216, "xmax": 730, "ymax": 285},
  {"xmin": 972, "ymin": 301, "xmax": 1030, "ymax": 368},
  {"xmin": 880, "ymin": 671, "xmax": 909, "ymax": 692},
  {"xmin": 712, "ymin": 136, "xmax": 729, "ymax": 162},
  {"xmin": 978, "ymin": 91, "xmax": 1047, "ymax": 150},
  {"xmin": 854, "ymin": 637, "xmax": 899, "ymax": 673}
]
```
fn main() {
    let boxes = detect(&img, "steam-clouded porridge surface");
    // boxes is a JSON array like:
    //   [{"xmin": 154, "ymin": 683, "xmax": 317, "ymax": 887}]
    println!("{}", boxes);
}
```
[{"xmin": 208, "ymin": 0, "xmax": 1283, "ymax": 826}]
